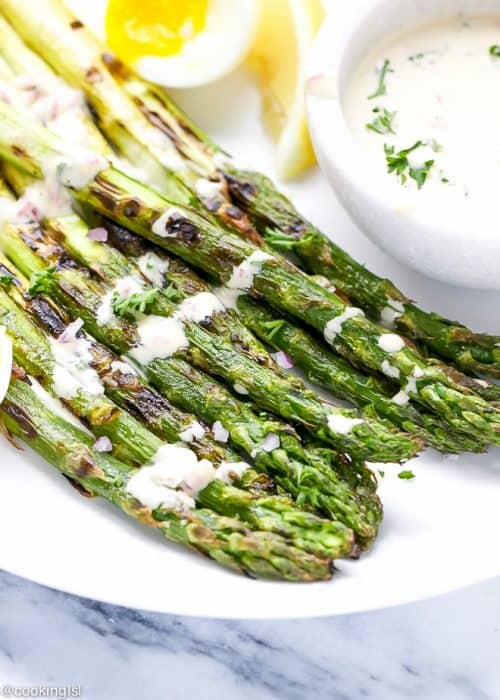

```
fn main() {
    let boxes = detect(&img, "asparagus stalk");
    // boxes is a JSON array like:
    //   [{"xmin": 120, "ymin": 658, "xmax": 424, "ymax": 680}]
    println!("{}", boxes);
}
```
[
  {"xmin": 1, "ymin": 368, "xmax": 334, "ymax": 581},
  {"xmin": 0, "ymin": 101, "xmax": 497, "ymax": 447},
  {"xmin": 0, "ymin": 274, "xmax": 355, "ymax": 560},
  {"xmin": 0, "ymin": 221, "xmax": 382, "ymax": 543}
]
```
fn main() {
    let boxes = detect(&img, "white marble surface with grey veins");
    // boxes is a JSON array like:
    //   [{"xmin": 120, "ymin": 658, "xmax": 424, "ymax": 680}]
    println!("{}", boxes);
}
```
[{"xmin": 0, "ymin": 570, "xmax": 498, "ymax": 700}]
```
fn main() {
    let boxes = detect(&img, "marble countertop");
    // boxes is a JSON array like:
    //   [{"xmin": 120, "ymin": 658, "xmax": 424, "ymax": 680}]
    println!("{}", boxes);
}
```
[{"xmin": 0, "ymin": 571, "xmax": 498, "ymax": 700}]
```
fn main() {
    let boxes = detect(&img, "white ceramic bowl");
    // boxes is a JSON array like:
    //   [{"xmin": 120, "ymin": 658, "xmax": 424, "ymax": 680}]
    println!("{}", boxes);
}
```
[{"xmin": 306, "ymin": 0, "xmax": 500, "ymax": 290}]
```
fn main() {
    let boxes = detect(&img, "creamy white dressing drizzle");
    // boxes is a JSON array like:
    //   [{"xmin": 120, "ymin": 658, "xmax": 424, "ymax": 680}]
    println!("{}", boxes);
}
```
[
  {"xmin": 136, "ymin": 251, "xmax": 170, "ymax": 288},
  {"xmin": 0, "ymin": 72, "xmax": 108, "ymax": 220},
  {"xmin": 381, "ymin": 300, "xmax": 406, "ymax": 327},
  {"xmin": 110, "ymin": 359, "xmax": 137, "ymax": 377},
  {"xmin": 227, "ymin": 251, "xmax": 274, "ymax": 292},
  {"xmin": 327, "ymin": 412, "xmax": 364, "ymax": 435},
  {"xmin": 214, "ymin": 461, "xmax": 250, "ymax": 484},
  {"xmin": 377, "ymin": 333, "xmax": 405, "ymax": 353},
  {"xmin": 129, "ymin": 315, "xmax": 189, "ymax": 365},
  {"xmin": 195, "ymin": 178, "xmax": 224, "ymax": 200},
  {"xmin": 175, "ymin": 292, "xmax": 224, "ymax": 323},
  {"xmin": 345, "ymin": 15, "xmax": 500, "ymax": 226},
  {"xmin": 179, "ymin": 421, "xmax": 206, "ymax": 443},
  {"xmin": 49, "ymin": 325, "xmax": 104, "ymax": 400},
  {"xmin": 127, "ymin": 289, "xmax": 226, "ymax": 364},
  {"xmin": 28, "ymin": 376, "xmax": 92, "ymax": 434},
  {"xmin": 212, "ymin": 286, "xmax": 242, "ymax": 310},
  {"xmin": 392, "ymin": 390, "xmax": 410, "ymax": 406},
  {"xmin": 381, "ymin": 359, "xmax": 400, "ymax": 379},
  {"xmin": 125, "ymin": 444, "xmax": 251, "ymax": 516},
  {"xmin": 151, "ymin": 207, "xmax": 187, "ymax": 237},
  {"xmin": 324, "ymin": 307, "xmax": 365, "ymax": 344},
  {"xmin": 96, "ymin": 275, "xmax": 144, "ymax": 326}
]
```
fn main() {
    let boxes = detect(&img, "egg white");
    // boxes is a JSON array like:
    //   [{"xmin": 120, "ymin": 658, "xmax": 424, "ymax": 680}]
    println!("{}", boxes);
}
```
[{"xmin": 63, "ymin": 0, "xmax": 259, "ymax": 88}]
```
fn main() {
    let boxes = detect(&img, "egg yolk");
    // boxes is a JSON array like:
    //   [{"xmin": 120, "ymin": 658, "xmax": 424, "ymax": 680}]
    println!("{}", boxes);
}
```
[{"xmin": 105, "ymin": 0, "xmax": 209, "ymax": 64}]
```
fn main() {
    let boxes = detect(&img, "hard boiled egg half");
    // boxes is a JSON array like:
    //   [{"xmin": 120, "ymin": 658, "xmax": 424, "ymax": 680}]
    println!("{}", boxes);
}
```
[{"xmin": 65, "ymin": 0, "xmax": 259, "ymax": 88}]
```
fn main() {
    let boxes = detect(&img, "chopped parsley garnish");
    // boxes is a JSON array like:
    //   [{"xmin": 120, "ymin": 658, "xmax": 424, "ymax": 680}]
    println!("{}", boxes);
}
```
[
  {"xmin": 112, "ymin": 287, "xmax": 161, "ymax": 319},
  {"xmin": 261, "ymin": 319, "xmax": 286, "ymax": 341},
  {"xmin": 489, "ymin": 45, "xmax": 500, "ymax": 57},
  {"xmin": 384, "ymin": 141, "xmax": 435, "ymax": 188},
  {"xmin": 0, "ymin": 274, "xmax": 14, "ymax": 287},
  {"xmin": 28, "ymin": 265, "xmax": 56, "ymax": 297},
  {"xmin": 162, "ymin": 282, "xmax": 183, "ymax": 303},
  {"xmin": 264, "ymin": 229, "xmax": 297, "ymax": 251},
  {"xmin": 430, "ymin": 139, "xmax": 442, "ymax": 153},
  {"xmin": 398, "ymin": 470, "xmax": 415, "ymax": 480},
  {"xmin": 366, "ymin": 108, "xmax": 397, "ymax": 135},
  {"xmin": 368, "ymin": 59, "xmax": 393, "ymax": 99}
]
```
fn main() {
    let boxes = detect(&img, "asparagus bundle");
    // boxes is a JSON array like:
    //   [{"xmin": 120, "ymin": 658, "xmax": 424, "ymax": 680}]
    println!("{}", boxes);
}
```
[
  {"xmin": 0, "ymin": 267, "xmax": 355, "ymax": 559},
  {"xmin": 3, "ymin": 0, "xmax": 497, "ymax": 379},
  {"xmin": 40, "ymin": 207, "xmax": 422, "ymax": 463},
  {"xmin": 1, "ymin": 367, "xmax": 335, "ymax": 581},
  {"xmin": 0, "ymin": 218, "xmax": 382, "ymax": 544},
  {"xmin": 94, "ymin": 221, "xmax": 482, "ymax": 454},
  {"xmin": 0, "ymin": 102, "xmax": 497, "ymax": 450}
]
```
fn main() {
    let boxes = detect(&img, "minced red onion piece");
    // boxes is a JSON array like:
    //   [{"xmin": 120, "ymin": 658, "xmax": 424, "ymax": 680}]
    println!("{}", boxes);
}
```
[
  {"xmin": 87, "ymin": 227, "xmax": 108, "ymax": 242},
  {"xmin": 93, "ymin": 436, "xmax": 113, "ymax": 453},
  {"xmin": 261, "ymin": 433, "xmax": 280, "ymax": 452},
  {"xmin": 212, "ymin": 421, "xmax": 229, "ymax": 443},
  {"xmin": 272, "ymin": 351, "xmax": 294, "ymax": 370},
  {"xmin": 16, "ymin": 200, "xmax": 41, "ymax": 221},
  {"xmin": 58, "ymin": 318, "xmax": 84, "ymax": 343}
]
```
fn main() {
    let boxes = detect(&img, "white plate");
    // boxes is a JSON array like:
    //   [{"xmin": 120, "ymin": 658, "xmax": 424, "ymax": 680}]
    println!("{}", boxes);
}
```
[{"xmin": 1, "ymin": 69, "xmax": 500, "ymax": 619}]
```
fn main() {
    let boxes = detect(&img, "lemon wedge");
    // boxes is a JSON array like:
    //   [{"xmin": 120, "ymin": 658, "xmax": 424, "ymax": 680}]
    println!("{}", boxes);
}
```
[
  {"xmin": 0, "ymin": 327, "xmax": 12, "ymax": 405},
  {"xmin": 248, "ymin": 0, "xmax": 325, "ymax": 180}
]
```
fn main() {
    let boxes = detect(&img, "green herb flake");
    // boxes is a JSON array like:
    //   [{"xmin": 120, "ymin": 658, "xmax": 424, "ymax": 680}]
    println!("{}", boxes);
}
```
[
  {"xmin": 264, "ymin": 228, "xmax": 297, "ymax": 251},
  {"xmin": 398, "ymin": 470, "xmax": 416, "ymax": 480},
  {"xmin": 366, "ymin": 108, "xmax": 397, "ymax": 135},
  {"xmin": 111, "ymin": 287, "xmax": 161, "ymax": 319},
  {"xmin": 368, "ymin": 59, "xmax": 393, "ymax": 100},
  {"xmin": 490, "ymin": 45, "xmax": 500, "ymax": 57},
  {"xmin": 0, "ymin": 274, "xmax": 14, "ymax": 287},
  {"xmin": 384, "ymin": 141, "xmax": 435, "ymax": 189},
  {"xmin": 162, "ymin": 282, "xmax": 183, "ymax": 303},
  {"xmin": 261, "ymin": 319, "xmax": 286, "ymax": 341},
  {"xmin": 28, "ymin": 265, "xmax": 56, "ymax": 297}
]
